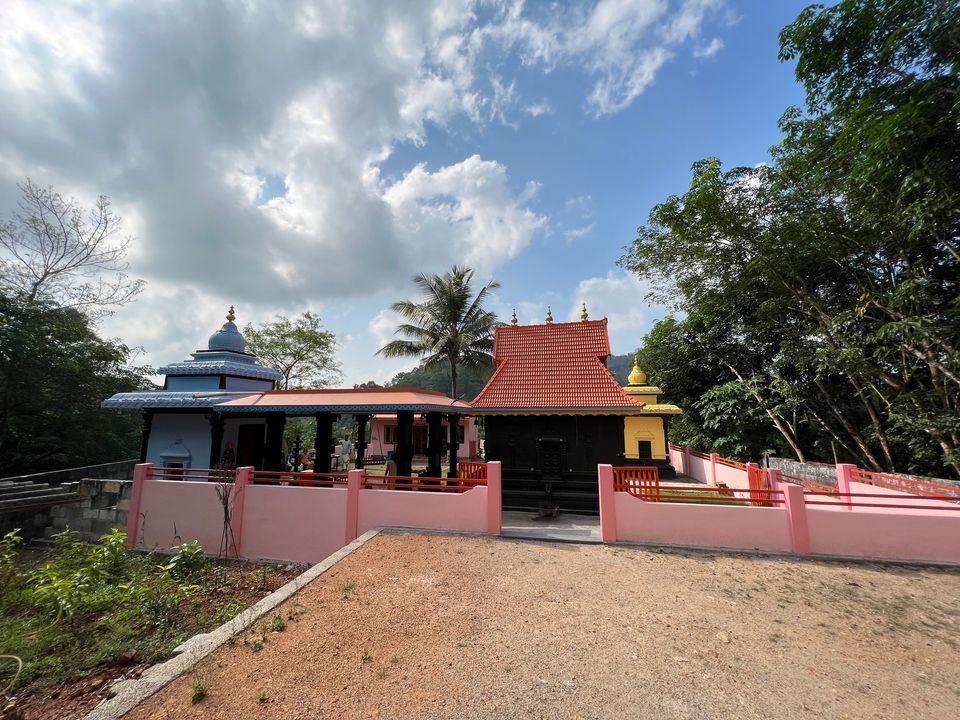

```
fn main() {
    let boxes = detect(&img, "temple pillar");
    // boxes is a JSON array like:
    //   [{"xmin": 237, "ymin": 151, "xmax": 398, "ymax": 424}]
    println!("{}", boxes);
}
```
[
  {"xmin": 139, "ymin": 410, "xmax": 154, "ymax": 463},
  {"xmin": 395, "ymin": 410, "xmax": 414, "ymax": 478},
  {"xmin": 264, "ymin": 413, "xmax": 286, "ymax": 472},
  {"xmin": 425, "ymin": 412, "xmax": 444, "ymax": 478},
  {"xmin": 314, "ymin": 412, "xmax": 334, "ymax": 473},
  {"xmin": 447, "ymin": 414, "xmax": 460, "ymax": 480},
  {"xmin": 208, "ymin": 412, "xmax": 225, "ymax": 468},
  {"xmin": 354, "ymin": 414, "xmax": 370, "ymax": 469}
]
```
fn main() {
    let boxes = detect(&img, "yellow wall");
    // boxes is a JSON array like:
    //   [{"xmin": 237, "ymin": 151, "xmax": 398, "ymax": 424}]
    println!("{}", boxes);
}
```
[
  {"xmin": 623, "ymin": 416, "xmax": 667, "ymax": 460},
  {"xmin": 629, "ymin": 393, "xmax": 659, "ymax": 405}
]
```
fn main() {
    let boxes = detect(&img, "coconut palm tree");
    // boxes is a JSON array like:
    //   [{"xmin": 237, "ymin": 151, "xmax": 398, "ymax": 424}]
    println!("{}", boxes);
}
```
[{"xmin": 377, "ymin": 266, "xmax": 500, "ymax": 398}]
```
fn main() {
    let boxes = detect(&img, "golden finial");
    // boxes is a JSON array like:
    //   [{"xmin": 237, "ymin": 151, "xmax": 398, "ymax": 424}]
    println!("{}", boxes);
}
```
[
  {"xmin": 510, "ymin": 308, "xmax": 518, "ymax": 326},
  {"xmin": 545, "ymin": 306, "xmax": 553, "ymax": 324},
  {"xmin": 628, "ymin": 360, "xmax": 647, "ymax": 386},
  {"xmin": 226, "ymin": 305, "xmax": 236, "ymax": 323},
  {"xmin": 581, "ymin": 303, "xmax": 588, "ymax": 322}
]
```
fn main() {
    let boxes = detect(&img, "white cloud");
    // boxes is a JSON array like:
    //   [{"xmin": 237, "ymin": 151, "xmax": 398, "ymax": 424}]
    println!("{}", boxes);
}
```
[
  {"xmin": 381, "ymin": 155, "xmax": 547, "ymax": 274},
  {"xmin": 564, "ymin": 224, "xmax": 594, "ymax": 240},
  {"xmin": 694, "ymin": 37, "xmax": 724, "ymax": 59},
  {"xmin": 523, "ymin": 100, "xmax": 552, "ymax": 117},
  {"xmin": 0, "ymin": 0, "xmax": 725, "ymax": 380},
  {"xmin": 472, "ymin": 0, "xmax": 729, "ymax": 116}
]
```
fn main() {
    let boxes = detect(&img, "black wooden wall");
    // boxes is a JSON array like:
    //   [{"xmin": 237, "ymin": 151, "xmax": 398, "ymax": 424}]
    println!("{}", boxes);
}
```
[{"xmin": 484, "ymin": 415, "xmax": 624, "ymax": 475}]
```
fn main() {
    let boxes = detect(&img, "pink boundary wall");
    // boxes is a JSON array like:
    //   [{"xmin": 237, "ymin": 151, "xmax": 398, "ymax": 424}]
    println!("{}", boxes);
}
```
[
  {"xmin": 127, "ymin": 462, "xmax": 501, "ymax": 564},
  {"xmin": 599, "ymin": 464, "xmax": 960, "ymax": 564}
]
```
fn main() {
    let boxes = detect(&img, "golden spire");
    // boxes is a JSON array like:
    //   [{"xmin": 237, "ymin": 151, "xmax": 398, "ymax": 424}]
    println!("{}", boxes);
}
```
[
  {"xmin": 581, "ymin": 303, "xmax": 588, "ymax": 322},
  {"xmin": 226, "ymin": 305, "xmax": 236, "ymax": 323},
  {"xmin": 628, "ymin": 359, "xmax": 647, "ymax": 386},
  {"xmin": 545, "ymin": 306, "xmax": 553, "ymax": 324},
  {"xmin": 510, "ymin": 308, "xmax": 518, "ymax": 326}
]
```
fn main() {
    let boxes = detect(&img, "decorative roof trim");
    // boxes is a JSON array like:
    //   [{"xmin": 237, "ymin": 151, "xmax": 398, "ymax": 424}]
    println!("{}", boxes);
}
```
[
  {"xmin": 158, "ymin": 360, "xmax": 282, "ymax": 381},
  {"xmin": 101, "ymin": 391, "xmax": 258, "ymax": 409},
  {"xmin": 468, "ymin": 407, "xmax": 648, "ymax": 415},
  {"xmin": 214, "ymin": 403, "xmax": 473, "ymax": 415}
]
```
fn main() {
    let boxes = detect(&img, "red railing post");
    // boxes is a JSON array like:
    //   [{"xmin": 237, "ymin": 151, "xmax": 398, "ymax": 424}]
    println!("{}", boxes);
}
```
[
  {"xmin": 709, "ymin": 453, "xmax": 719, "ymax": 487},
  {"xmin": 836, "ymin": 464, "xmax": 856, "ymax": 510},
  {"xmin": 780, "ymin": 481, "xmax": 810, "ymax": 554},
  {"xmin": 126, "ymin": 463, "xmax": 151, "ymax": 547},
  {"xmin": 231, "ymin": 466, "xmax": 253, "ymax": 557},
  {"xmin": 682, "ymin": 446, "xmax": 691, "ymax": 477},
  {"xmin": 345, "ymin": 469, "xmax": 364, "ymax": 543},
  {"xmin": 598, "ymin": 464, "xmax": 617, "ymax": 543},
  {"xmin": 486, "ymin": 461, "xmax": 502, "ymax": 535}
]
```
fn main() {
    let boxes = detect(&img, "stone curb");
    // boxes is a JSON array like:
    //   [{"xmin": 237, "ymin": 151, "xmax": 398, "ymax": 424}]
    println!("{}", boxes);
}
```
[{"xmin": 83, "ymin": 529, "xmax": 382, "ymax": 720}]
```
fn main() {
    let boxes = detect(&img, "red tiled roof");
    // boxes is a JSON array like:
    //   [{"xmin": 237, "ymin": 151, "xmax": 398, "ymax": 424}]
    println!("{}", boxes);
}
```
[
  {"xmin": 471, "ymin": 319, "xmax": 644, "ymax": 411},
  {"xmin": 215, "ymin": 387, "xmax": 472, "ymax": 413}
]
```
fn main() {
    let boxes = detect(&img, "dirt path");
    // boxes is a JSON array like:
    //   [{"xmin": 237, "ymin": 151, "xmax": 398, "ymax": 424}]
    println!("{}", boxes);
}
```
[{"xmin": 123, "ymin": 534, "xmax": 960, "ymax": 720}]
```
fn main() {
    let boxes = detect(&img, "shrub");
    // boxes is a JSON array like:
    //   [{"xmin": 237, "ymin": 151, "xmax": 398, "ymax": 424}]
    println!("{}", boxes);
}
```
[{"xmin": 164, "ymin": 541, "xmax": 205, "ymax": 580}]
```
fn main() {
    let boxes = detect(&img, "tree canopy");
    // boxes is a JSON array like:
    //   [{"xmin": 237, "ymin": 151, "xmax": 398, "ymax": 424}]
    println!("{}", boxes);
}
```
[
  {"xmin": 377, "ymin": 266, "xmax": 500, "ymax": 398},
  {"xmin": 620, "ymin": 0, "xmax": 959, "ymax": 477},
  {"xmin": 243, "ymin": 312, "xmax": 341, "ymax": 390},
  {"xmin": 0, "ymin": 295, "xmax": 152, "ymax": 476}
]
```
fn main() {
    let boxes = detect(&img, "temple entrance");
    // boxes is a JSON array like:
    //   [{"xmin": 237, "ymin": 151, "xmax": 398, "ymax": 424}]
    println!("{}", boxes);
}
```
[
  {"xmin": 637, "ymin": 440, "xmax": 653, "ymax": 462},
  {"xmin": 237, "ymin": 424, "xmax": 265, "ymax": 470}
]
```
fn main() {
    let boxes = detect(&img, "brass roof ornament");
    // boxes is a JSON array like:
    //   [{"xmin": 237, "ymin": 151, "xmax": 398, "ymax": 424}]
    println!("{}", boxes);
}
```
[
  {"xmin": 226, "ymin": 305, "xmax": 236, "ymax": 323},
  {"xmin": 628, "ymin": 361, "xmax": 647, "ymax": 386},
  {"xmin": 581, "ymin": 303, "xmax": 589, "ymax": 322},
  {"xmin": 545, "ymin": 306, "xmax": 553, "ymax": 324},
  {"xmin": 510, "ymin": 308, "xmax": 518, "ymax": 326}
]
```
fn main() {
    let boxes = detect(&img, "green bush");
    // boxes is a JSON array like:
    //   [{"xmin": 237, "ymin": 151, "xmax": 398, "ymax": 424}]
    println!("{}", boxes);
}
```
[{"xmin": 163, "ymin": 541, "xmax": 205, "ymax": 580}]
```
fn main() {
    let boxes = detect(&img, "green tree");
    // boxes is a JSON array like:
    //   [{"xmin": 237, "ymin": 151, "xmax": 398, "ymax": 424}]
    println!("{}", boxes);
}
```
[
  {"xmin": 376, "ymin": 266, "xmax": 500, "ymax": 399},
  {"xmin": 621, "ymin": 0, "xmax": 959, "ymax": 476},
  {"xmin": 386, "ymin": 360, "xmax": 495, "ymax": 401},
  {"xmin": 0, "ymin": 294, "xmax": 152, "ymax": 476},
  {"xmin": 243, "ymin": 312, "xmax": 341, "ymax": 390}
]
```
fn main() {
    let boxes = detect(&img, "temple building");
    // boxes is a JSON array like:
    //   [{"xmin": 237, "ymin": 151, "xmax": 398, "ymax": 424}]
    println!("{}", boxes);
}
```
[
  {"xmin": 470, "ymin": 306, "xmax": 681, "ymax": 513},
  {"xmin": 103, "ymin": 308, "xmax": 474, "ymax": 476},
  {"xmin": 102, "ymin": 307, "xmax": 282, "ymax": 469}
]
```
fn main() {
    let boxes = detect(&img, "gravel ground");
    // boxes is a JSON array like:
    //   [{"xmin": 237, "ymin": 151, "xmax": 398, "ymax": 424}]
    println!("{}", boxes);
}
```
[{"xmin": 123, "ymin": 533, "xmax": 960, "ymax": 720}]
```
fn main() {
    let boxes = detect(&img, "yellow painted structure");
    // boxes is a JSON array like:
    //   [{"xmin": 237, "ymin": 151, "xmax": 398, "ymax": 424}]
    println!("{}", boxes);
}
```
[{"xmin": 622, "ymin": 363, "xmax": 682, "ymax": 462}]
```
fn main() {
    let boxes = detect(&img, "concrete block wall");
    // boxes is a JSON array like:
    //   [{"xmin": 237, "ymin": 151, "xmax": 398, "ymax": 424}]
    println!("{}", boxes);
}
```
[{"xmin": 45, "ymin": 478, "xmax": 132, "ymax": 542}]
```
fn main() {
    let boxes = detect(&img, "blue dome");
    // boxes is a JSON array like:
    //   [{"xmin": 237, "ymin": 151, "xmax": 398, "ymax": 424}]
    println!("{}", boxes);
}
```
[
  {"xmin": 208, "ymin": 308, "xmax": 247, "ymax": 352},
  {"xmin": 208, "ymin": 321, "xmax": 245, "ymax": 352}
]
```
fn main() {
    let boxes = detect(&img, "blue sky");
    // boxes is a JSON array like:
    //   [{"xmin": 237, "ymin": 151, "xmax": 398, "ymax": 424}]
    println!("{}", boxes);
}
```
[{"xmin": 0, "ymin": 0, "xmax": 814, "ymax": 386}]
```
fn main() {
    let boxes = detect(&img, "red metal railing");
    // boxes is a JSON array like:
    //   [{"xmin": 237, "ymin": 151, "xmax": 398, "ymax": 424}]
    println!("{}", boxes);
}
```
[
  {"xmin": 716, "ymin": 457, "xmax": 747, "ymax": 470},
  {"xmin": 850, "ymin": 468, "xmax": 960, "ymax": 500},
  {"xmin": 251, "ymin": 470, "xmax": 347, "ymax": 487},
  {"xmin": 779, "ymin": 472, "xmax": 837, "ymax": 494},
  {"xmin": 148, "ymin": 467, "xmax": 235, "ymax": 482},
  {"xmin": 804, "ymin": 491, "xmax": 960, "ymax": 511},
  {"xmin": 613, "ymin": 464, "xmax": 783, "ymax": 506},
  {"xmin": 690, "ymin": 449, "xmax": 710, "ymax": 459},
  {"xmin": 613, "ymin": 466, "xmax": 660, "ymax": 500},
  {"xmin": 362, "ymin": 474, "xmax": 482, "ymax": 492},
  {"xmin": 748, "ymin": 465, "xmax": 774, "ymax": 507},
  {"xmin": 457, "ymin": 461, "xmax": 488, "ymax": 482}
]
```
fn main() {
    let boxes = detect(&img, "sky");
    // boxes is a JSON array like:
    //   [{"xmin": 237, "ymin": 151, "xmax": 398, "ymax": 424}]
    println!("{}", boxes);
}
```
[{"xmin": 0, "ymin": 0, "xmax": 813, "ymax": 387}]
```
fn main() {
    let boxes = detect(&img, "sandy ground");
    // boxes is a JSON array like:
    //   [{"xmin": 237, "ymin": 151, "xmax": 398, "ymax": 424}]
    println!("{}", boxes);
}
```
[{"xmin": 123, "ymin": 533, "xmax": 960, "ymax": 720}]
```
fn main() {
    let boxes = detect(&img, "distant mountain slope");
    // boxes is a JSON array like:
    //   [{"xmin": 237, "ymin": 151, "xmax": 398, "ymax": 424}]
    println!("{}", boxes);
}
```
[{"xmin": 606, "ymin": 353, "xmax": 634, "ymax": 386}]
